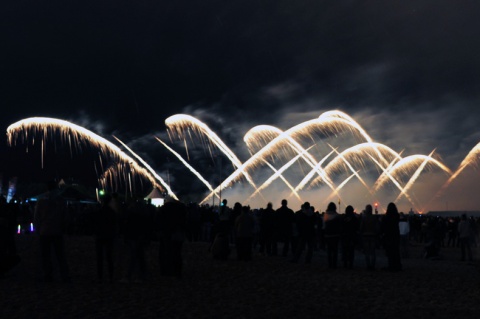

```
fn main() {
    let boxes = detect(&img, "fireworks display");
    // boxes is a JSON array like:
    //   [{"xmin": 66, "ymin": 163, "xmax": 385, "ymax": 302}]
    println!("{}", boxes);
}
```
[
  {"xmin": 6, "ymin": 111, "xmax": 480, "ymax": 212},
  {"xmin": 6, "ymin": 117, "xmax": 175, "ymax": 199}
]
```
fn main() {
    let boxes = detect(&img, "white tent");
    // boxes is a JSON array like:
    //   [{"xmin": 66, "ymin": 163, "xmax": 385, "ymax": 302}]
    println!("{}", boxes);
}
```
[{"xmin": 145, "ymin": 187, "xmax": 165, "ymax": 207}]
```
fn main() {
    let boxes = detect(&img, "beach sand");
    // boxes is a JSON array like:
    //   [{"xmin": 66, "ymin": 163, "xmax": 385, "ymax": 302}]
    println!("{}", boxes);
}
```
[{"xmin": 1, "ymin": 235, "xmax": 479, "ymax": 319}]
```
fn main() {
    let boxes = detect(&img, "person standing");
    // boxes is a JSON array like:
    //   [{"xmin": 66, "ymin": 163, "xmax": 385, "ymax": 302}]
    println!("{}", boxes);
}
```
[
  {"xmin": 381, "ymin": 202, "xmax": 402, "ymax": 271},
  {"xmin": 458, "ymin": 214, "xmax": 473, "ymax": 262},
  {"xmin": 121, "ymin": 198, "xmax": 149, "ymax": 283},
  {"xmin": 323, "ymin": 202, "xmax": 343, "ymax": 269},
  {"xmin": 398, "ymin": 213, "xmax": 410, "ymax": 258},
  {"xmin": 275, "ymin": 199, "xmax": 295, "ymax": 257},
  {"xmin": 260, "ymin": 202, "xmax": 276, "ymax": 256},
  {"xmin": 234, "ymin": 206, "xmax": 254, "ymax": 261},
  {"xmin": 0, "ymin": 195, "xmax": 20, "ymax": 277},
  {"xmin": 342, "ymin": 205, "xmax": 359, "ymax": 269},
  {"xmin": 359, "ymin": 204, "xmax": 379, "ymax": 271},
  {"xmin": 34, "ymin": 181, "xmax": 70, "ymax": 282},
  {"xmin": 158, "ymin": 197, "xmax": 187, "ymax": 277},
  {"xmin": 218, "ymin": 199, "xmax": 232, "ymax": 235},
  {"xmin": 93, "ymin": 193, "xmax": 117, "ymax": 283},
  {"xmin": 291, "ymin": 202, "xmax": 316, "ymax": 264}
]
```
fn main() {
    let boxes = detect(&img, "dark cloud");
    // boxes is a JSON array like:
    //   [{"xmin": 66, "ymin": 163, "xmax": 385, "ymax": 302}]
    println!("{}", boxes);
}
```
[{"xmin": 1, "ymin": 1, "xmax": 480, "ymax": 210}]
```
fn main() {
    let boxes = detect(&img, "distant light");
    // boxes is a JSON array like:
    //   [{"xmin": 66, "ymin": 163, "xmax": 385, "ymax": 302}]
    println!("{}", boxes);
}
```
[
  {"xmin": 17, "ymin": 225, "xmax": 21, "ymax": 234},
  {"xmin": 150, "ymin": 198, "xmax": 164, "ymax": 207},
  {"xmin": 30, "ymin": 223, "xmax": 34, "ymax": 232}
]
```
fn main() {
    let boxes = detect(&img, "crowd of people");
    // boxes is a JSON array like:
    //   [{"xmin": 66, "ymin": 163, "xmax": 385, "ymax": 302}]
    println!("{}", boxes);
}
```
[
  {"xmin": 1, "ymin": 181, "xmax": 479, "ymax": 283},
  {"xmin": 208, "ymin": 199, "xmax": 408, "ymax": 271}
]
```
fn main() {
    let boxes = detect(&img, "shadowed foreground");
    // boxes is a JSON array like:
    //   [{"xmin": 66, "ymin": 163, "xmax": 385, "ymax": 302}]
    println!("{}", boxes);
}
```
[{"xmin": 1, "ymin": 235, "xmax": 479, "ymax": 319}]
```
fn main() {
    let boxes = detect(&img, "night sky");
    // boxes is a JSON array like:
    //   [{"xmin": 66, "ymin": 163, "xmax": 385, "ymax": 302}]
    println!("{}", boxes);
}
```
[{"xmin": 1, "ymin": 1, "xmax": 480, "ymax": 211}]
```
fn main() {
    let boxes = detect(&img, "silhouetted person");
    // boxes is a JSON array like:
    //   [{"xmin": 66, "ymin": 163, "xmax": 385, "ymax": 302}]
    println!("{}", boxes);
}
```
[
  {"xmin": 121, "ymin": 198, "xmax": 149, "ymax": 283},
  {"xmin": 323, "ymin": 202, "xmax": 342, "ymax": 268},
  {"xmin": 94, "ymin": 193, "xmax": 117, "ymax": 283},
  {"xmin": 446, "ymin": 218, "xmax": 458, "ymax": 247},
  {"xmin": 275, "ymin": 199, "xmax": 295, "ymax": 257},
  {"xmin": 218, "ymin": 199, "xmax": 230, "ymax": 228},
  {"xmin": 260, "ymin": 202, "xmax": 276, "ymax": 255},
  {"xmin": 342, "ymin": 205, "xmax": 359, "ymax": 269},
  {"xmin": 211, "ymin": 228, "xmax": 231, "ymax": 260},
  {"xmin": 458, "ymin": 214, "xmax": 473, "ymax": 261},
  {"xmin": 218, "ymin": 199, "xmax": 234, "ymax": 244},
  {"xmin": 399, "ymin": 213, "xmax": 410, "ymax": 258},
  {"xmin": 108, "ymin": 192, "xmax": 127, "ymax": 278},
  {"xmin": 186, "ymin": 203, "xmax": 201, "ymax": 242},
  {"xmin": 0, "ymin": 195, "xmax": 20, "ymax": 277},
  {"xmin": 34, "ymin": 180, "xmax": 70, "ymax": 282},
  {"xmin": 5, "ymin": 197, "xmax": 18, "ymax": 254},
  {"xmin": 359, "ymin": 204, "xmax": 379, "ymax": 271},
  {"xmin": 291, "ymin": 202, "xmax": 316, "ymax": 263},
  {"xmin": 381, "ymin": 202, "xmax": 402, "ymax": 271},
  {"xmin": 158, "ymin": 197, "xmax": 187, "ymax": 277},
  {"xmin": 234, "ymin": 206, "xmax": 254, "ymax": 261},
  {"xmin": 230, "ymin": 202, "xmax": 243, "ymax": 247}
]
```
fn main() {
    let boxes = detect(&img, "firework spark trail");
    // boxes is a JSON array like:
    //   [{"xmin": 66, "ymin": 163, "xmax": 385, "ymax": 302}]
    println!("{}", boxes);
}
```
[
  {"xmin": 99, "ymin": 162, "xmax": 153, "ymax": 195},
  {"xmin": 200, "ymin": 113, "xmax": 385, "ymax": 205},
  {"xmin": 167, "ymin": 116, "xmax": 335, "ymax": 205},
  {"xmin": 246, "ymin": 146, "xmax": 315, "ymax": 203},
  {"xmin": 324, "ymin": 172, "xmax": 358, "ymax": 205},
  {"xmin": 392, "ymin": 152, "xmax": 452, "ymax": 192},
  {"xmin": 9, "ymin": 112, "xmax": 469, "ymax": 209},
  {"xmin": 394, "ymin": 151, "xmax": 437, "ymax": 203},
  {"xmin": 166, "ymin": 114, "xmax": 260, "ymax": 194},
  {"xmin": 294, "ymin": 150, "xmax": 336, "ymax": 192},
  {"xmin": 370, "ymin": 155, "xmax": 400, "ymax": 189},
  {"xmin": 367, "ymin": 154, "xmax": 417, "ymax": 207},
  {"xmin": 244, "ymin": 125, "xmax": 372, "ymax": 203},
  {"xmin": 371, "ymin": 151, "xmax": 404, "ymax": 192},
  {"xmin": 259, "ymin": 161, "xmax": 303, "ymax": 203},
  {"xmin": 327, "ymin": 144, "xmax": 373, "ymax": 195},
  {"xmin": 128, "ymin": 173, "xmax": 133, "ymax": 198},
  {"xmin": 376, "ymin": 154, "xmax": 452, "ymax": 191},
  {"xmin": 371, "ymin": 151, "xmax": 411, "ymax": 193},
  {"xmin": 309, "ymin": 142, "xmax": 402, "ymax": 190},
  {"xmin": 166, "ymin": 114, "xmax": 245, "ymax": 170},
  {"xmin": 244, "ymin": 124, "xmax": 336, "ymax": 190},
  {"xmin": 154, "ymin": 136, "xmax": 219, "ymax": 199},
  {"xmin": 284, "ymin": 115, "xmax": 397, "ymax": 187},
  {"xmin": 319, "ymin": 110, "xmax": 373, "ymax": 140},
  {"xmin": 371, "ymin": 153, "xmax": 452, "ymax": 209},
  {"xmin": 319, "ymin": 111, "xmax": 394, "ymax": 168},
  {"xmin": 184, "ymin": 139, "xmax": 190, "ymax": 161},
  {"xmin": 199, "ymin": 118, "xmax": 335, "ymax": 205},
  {"xmin": 244, "ymin": 124, "xmax": 329, "ymax": 170},
  {"xmin": 113, "ymin": 136, "xmax": 178, "ymax": 200},
  {"xmin": 6, "ymin": 117, "xmax": 168, "ymax": 193},
  {"xmin": 8, "ymin": 117, "xmax": 124, "ymax": 161},
  {"xmin": 438, "ymin": 142, "xmax": 480, "ymax": 194},
  {"xmin": 99, "ymin": 163, "xmax": 120, "ymax": 192},
  {"xmin": 244, "ymin": 125, "xmax": 284, "ymax": 155},
  {"xmin": 244, "ymin": 117, "xmax": 374, "ymax": 186}
]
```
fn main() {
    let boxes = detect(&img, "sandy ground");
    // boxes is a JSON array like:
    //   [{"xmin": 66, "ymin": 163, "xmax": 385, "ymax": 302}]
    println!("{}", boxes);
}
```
[{"xmin": 1, "ymin": 234, "xmax": 480, "ymax": 319}]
